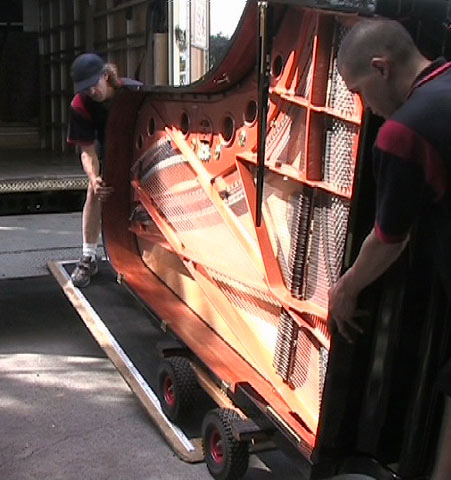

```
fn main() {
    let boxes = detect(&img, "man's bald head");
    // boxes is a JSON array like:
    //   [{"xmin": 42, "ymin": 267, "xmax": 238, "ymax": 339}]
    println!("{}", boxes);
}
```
[{"xmin": 337, "ymin": 19, "xmax": 419, "ymax": 79}]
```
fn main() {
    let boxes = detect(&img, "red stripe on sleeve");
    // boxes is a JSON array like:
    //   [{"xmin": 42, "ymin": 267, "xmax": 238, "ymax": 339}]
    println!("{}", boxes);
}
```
[
  {"xmin": 377, "ymin": 120, "xmax": 447, "ymax": 200},
  {"xmin": 70, "ymin": 94, "xmax": 92, "ymax": 121},
  {"xmin": 374, "ymin": 222, "xmax": 408, "ymax": 244}
]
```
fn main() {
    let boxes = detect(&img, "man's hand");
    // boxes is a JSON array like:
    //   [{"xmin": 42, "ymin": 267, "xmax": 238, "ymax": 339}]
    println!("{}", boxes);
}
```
[
  {"xmin": 327, "ymin": 273, "xmax": 363, "ymax": 343},
  {"xmin": 327, "ymin": 229, "xmax": 408, "ymax": 343},
  {"xmin": 90, "ymin": 176, "xmax": 114, "ymax": 201}
]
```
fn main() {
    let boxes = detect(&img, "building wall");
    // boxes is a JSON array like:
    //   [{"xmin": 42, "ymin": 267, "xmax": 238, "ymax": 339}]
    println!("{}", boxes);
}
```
[
  {"xmin": 39, "ymin": 0, "xmax": 151, "ymax": 151},
  {"xmin": 0, "ymin": 1, "xmax": 40, "ymax": 126},
  {"xmin": 38, "ymin": 0, "xmax": 210, "ymax": 152},
  {"xmin": 23, "ymin": 0, "xmax": 39, "ymax": 32}
]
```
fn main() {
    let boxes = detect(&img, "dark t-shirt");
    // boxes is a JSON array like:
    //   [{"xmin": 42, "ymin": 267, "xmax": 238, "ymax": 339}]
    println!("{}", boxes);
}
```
[
  {"xmin": 373, "ymin": 58, "xmax": 451, "ymax": 299},
  {"xmin": 66, "ymin": 77, "xmax": 142, "ymax": 158},
  {"xmin": 373, "ymin": 58, "xmax": 451, "ymax": 394}
]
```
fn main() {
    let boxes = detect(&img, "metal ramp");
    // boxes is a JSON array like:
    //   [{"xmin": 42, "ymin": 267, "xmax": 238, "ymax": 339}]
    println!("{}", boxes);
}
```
[{"xmin": 48, "ymin": 259, "xmax": 205, "ymax": 463}]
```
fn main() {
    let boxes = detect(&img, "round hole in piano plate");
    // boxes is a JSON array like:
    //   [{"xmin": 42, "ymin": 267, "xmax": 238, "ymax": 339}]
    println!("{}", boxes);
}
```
[
  {"xmin": 200, "ymin": 118, "xmax": 211, "ymax": 131},
  {"xmin": 244, "ymin": 100, "xmax": 258, "ymax": 125},
  {"xmin": 199, "ymin": 118, "xmax": 213, "ymax": 144},
  {"xmin": 271, "ymin": 54, "xmax": 284, "ymax": 78},
  {"xmin": 180, "ymin": 112, "xmax": 190, "ymax": 136},
  {"xmin": 221, "ymin": 115, "xmax": 235, "ymax": 145},
  {"xmin": 147, "ymin": 117, "xmax": 155, "ymax": 136},
  {"xmin": 136, "ymin": 134, "xmax": 144, "ymax": 150}
]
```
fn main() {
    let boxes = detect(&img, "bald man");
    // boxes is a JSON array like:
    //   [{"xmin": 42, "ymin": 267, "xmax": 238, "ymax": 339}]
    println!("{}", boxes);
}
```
[{"xmin": 327, "ymin": 19, "xmax": 451, "ymax": 480}]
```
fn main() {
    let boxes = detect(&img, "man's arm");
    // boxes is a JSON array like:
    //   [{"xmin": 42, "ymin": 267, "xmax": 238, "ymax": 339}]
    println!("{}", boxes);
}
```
[
  {"xmin": 80, "ymin": 144, "xmax": 100, "ymax": 184},
  {"xmin": 80, "ymin": 144, "xmax": 113, "ymax": 201},
  {"xmin": 328, "ymin": 227, "xmax": 408, "ymax": 342}
]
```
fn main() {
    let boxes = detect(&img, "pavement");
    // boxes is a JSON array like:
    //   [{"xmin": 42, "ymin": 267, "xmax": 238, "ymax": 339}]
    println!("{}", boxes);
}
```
[
  {"xmin": 0, "ymin": 212, "xmax": 314, "ymax": 480},
  {"xmin": 0, "ymin": 212, "xmax": 88, "ymax": 279}
]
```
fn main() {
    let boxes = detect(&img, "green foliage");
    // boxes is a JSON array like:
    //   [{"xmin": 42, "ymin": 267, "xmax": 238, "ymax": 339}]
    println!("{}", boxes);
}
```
[{"xmin": 209, "ymin": 32, "xmax": 230, "ymax": 69}]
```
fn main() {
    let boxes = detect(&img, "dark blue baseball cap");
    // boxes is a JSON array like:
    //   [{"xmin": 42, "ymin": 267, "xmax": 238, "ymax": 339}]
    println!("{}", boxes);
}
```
[{"xmin": 71, "ymin": 53, "xmax": 105, "ymax": 93}]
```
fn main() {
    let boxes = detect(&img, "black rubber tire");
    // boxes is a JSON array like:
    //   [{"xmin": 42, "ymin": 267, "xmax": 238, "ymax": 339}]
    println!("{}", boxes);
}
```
[
  {"xmin": 202, "ymin": 408, "xmax": 249, "ymax": 480},
  {"xmin": 157, "ymin": 356, "xmax": 198, "ymax": 423}
]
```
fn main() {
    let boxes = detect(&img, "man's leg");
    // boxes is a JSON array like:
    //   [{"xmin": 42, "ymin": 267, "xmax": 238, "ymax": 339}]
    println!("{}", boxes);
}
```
[
  {"xmin": 71, "ymin": 185, "xmax": 101, "ymax": 287},
  {"xmin": 82, "ymin": 184, "xmax": 102, "ymax": 250},
  {"xmin": 431, "ymin": 396, "xmax": 451, "ymax": 480}
]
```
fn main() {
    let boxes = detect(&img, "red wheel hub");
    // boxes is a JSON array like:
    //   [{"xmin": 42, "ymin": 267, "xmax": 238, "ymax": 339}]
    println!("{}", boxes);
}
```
[
  {"xmin": 163, "ymin": 376, "xmax": 176, "ymax": 407},
  {"xmin": 209, "ymin": 428, "xmax": 224, "ymax": 464}
]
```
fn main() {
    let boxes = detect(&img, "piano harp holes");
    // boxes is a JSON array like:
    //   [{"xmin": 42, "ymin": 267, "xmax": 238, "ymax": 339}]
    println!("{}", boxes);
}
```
[
  {"xmin": 271, "ymin": 54, "xmax": 284, "ymax": 79},
  {"xmin": 136, "ymin": 134, "xmax": 144, "ymax": 150},
  {"xmin": 244, "ymin": 100, "xmax": 258, "ymax": 125},
  {"xmin": 221, "ymin": 115, "xmax": 235, "ymax": 145},
  {"xmin": 180, "ymin": 111, "xmax": 190, "ymax": 136},
  {"xmin": 147, "ymin": 117, "xmax": 155, "ymax": 136},
  {"xmin": 199, "ymin": 118, "xmax": 213, "ymax": 145}
]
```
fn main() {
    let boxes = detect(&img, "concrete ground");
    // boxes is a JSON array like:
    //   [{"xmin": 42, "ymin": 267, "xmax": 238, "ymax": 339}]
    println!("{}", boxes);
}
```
[{"xmin": 0, "ymin": 212, "xmax": 314, "ymax": 480}]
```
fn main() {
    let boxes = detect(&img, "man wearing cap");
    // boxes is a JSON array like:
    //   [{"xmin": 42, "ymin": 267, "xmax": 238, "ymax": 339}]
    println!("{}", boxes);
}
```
[{"xmin": 67, "ymin": 53, "xmax": 141, "ymax": 287}]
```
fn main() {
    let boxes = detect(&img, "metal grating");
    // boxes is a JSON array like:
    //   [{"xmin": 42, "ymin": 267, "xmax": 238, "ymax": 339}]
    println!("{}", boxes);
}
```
[
  {"xmin": 265, "ymin": 107, "xmax": 294, "ymax": 160},
  {"xmin": 137, "ymin": 144, "xmax": 266, "ymax": 287},
  {"xmin": 0, "ymin": 177, "xmax": 88, "ymax": 193},
  {"xmin": 206, "ymin": 267, "xmax": 282, "ymax": 333},
  {"xmin": 290, "ymin": 327, "xmax": 325, "ymax": 416},
  {"xmin": 266, "ymin": 104, "xmax": 307, "ymax": 170},
  {"xmin": 303, "ymin": 313, "xmax": 329, "ymax": 340},
  {"xmin": 263, "ymin": 182, "xmax": 312, "ymax": 296},
  {"xmin": 226, "ymin": 184, "xmax": 248, "ymax": 217},
  {"xmin": 323, "ymin": 119, "xmax": 358, "ymax": 191},
  {"xmin": 226, "ymin": 182, "xmax": 260, "ymax": 245},
  {"xmin": 263, "ymin": 181, "xmax": 298, "ymax": 288},
  {"xmin": 327, "ymin": 21, "xmax": 356, "ymax": 117},
  {"xmin": 290, "ymin": 329, "xmax": 312, "ymax": 388},
  {"xmin": 288, "ymin": 188, "xmax": 312, "ymax": 299},
  {"xmin": 304, "ymin": 193, "xmax": 349, "ymax": 309},
  {"xmin": 133, "ymin": 137, "xmax": 175, "ymax": 180},
  {"xmin": 273, "ymin": 310, "xmax": 326, "ymax": 419},
  {"xmin": 273, "ymin": 309, "xmax": 298, "ymax": 381},
  {"xmin": 200, "ymin": 270, "xmax": 285, "ymax": 396},
  {"xmin": 319, "ymin": 346, "xmax": 329, "ymax": 399}
]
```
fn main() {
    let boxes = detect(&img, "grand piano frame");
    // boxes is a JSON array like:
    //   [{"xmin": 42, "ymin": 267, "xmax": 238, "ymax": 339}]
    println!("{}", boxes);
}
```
[{"xmin": 52, "ymin": 1, "xmax": 451, "ymax": 479}]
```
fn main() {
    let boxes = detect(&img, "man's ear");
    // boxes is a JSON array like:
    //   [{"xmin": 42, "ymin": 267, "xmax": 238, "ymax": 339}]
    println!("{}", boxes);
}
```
[{"xmin": 371, "ymin": 57, "xmax": 390, "ymax": 79}]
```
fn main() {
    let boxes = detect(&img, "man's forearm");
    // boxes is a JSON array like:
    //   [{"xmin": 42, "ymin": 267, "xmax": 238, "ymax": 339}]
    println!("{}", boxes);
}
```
[
  {"xmin": 80, "ymin": 145, "xmax": 100, "ymax": 183},
  {"xmin": 341, "ymin": 228, "xmax": 408, "ymax": 296}
]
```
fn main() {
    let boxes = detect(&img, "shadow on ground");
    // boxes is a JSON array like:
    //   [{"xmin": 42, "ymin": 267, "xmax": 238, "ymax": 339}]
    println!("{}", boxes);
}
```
[{"xmin": 0, "ymin": 275, "xmax": 309, "ymax": 480}]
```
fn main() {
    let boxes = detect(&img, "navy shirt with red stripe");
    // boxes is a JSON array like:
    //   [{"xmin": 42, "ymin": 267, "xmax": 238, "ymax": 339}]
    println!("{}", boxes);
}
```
[
  {"xmin": 373, "ymin": 58, "xmax": 451, "ymax": 394},
  {"xmin": 373, "ymin": 58, "xmax": 451, "ymax": 294},
  {"xmin": 67, "ymin": 77, "xmax": 142, "ymax": 157}
]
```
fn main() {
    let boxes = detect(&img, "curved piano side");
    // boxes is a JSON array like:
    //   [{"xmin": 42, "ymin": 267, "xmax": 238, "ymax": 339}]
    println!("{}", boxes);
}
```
[{"xmin": 103, "ymin": 1, "xmax": 363, "ymax": 459}]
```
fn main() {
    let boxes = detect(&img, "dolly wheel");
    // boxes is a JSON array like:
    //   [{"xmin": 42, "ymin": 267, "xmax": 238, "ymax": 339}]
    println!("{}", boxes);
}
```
[
  {"xmin": 202, "ymin": 408, "xmax": 249, "ymax": 480},
  {"xmin": 157, "ymin": 356, "xmax": 198, "ymax": 423}
]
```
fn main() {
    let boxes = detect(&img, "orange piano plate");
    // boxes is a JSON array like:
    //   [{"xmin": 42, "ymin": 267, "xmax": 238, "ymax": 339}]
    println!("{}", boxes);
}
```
[{"xmin": 103, "ymin": 5, "xmax": 363, "ymax": 457}]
